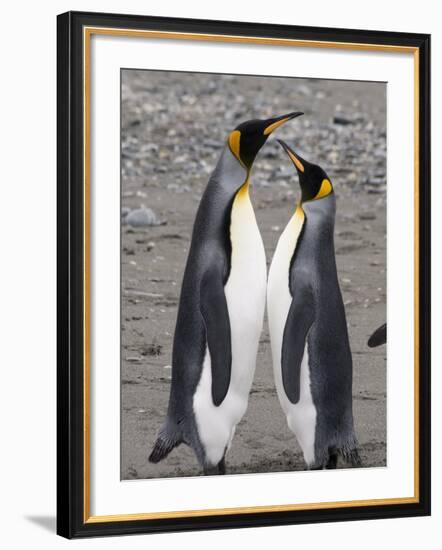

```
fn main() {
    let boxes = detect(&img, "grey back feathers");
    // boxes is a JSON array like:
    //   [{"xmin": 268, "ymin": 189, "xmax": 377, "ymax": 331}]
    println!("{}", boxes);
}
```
[
  {"xmin": 282, "ymin": 194, "xmax": 338, "ymax": 405},
  {"xmin": 300, "ymin": 196, "xmax": 357, "ymax": 466}
]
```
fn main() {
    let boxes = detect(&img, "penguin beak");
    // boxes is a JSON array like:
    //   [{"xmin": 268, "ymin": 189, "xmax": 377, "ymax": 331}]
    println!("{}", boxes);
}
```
[
  {"xmin": 263, "ymin": 111, "xmax": 304, "ymax": 136},
  {"xmin": 277, "ymin": 139, "xmax": 305, "ymax": 173}
]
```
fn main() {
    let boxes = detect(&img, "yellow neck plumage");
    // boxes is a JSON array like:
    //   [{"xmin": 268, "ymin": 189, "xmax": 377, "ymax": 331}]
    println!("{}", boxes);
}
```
[
  {"xmin": 228, "ymin": 130, "xmax": 243, "ymax": 167},
  {"xmin": 312, "ymin": 179, "xmax": 333, "ymax": 200},
  {"xmin": 235, "ymin": 178, "xmax": 250, "ymax": 201}
]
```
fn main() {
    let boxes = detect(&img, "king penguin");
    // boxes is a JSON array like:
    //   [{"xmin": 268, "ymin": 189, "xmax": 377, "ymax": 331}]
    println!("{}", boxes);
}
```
[
  {"xmin": 149, "ymin": 112, "xmax": 303, "ymax": 475},
  {"xmin": 267, "ymin": 139, "xmax": 360, "ymax": 470}
]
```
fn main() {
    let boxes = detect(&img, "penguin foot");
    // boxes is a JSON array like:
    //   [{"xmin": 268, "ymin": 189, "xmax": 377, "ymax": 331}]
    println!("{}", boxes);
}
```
[
  {"xmin": 307, "ymin": 449, "xmax": 338, "ymax": 470},
  {"xmin": 203, "ymin": 458, "xmax": 226, "ymax": 476},
  {"xmin": 218, "ymin": 457, "xmax": 226, "ymax": 475},
  {"xmin": 203, "ymin": 466, "xmax": 218, "ymax": 476},
  {"xmin": 346, "ymin": 448, "xmax": 362, "ymax": 468},
  {"xmin": 325, "ymin": 452, "xmax": 338, "ymax": 469},
  {"xmin": 307, "ymin": 444, "xmax": 361, "ymax": 470}
]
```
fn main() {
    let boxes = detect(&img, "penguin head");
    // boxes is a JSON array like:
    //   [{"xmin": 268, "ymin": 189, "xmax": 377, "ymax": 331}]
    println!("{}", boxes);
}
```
[
  {"xmin": 277, "ymin": 140, "xmax": 334, "ymax": 203},
  {"xmin": 228, "ymin": 112, "xmax": 303, "ymax": 169}
]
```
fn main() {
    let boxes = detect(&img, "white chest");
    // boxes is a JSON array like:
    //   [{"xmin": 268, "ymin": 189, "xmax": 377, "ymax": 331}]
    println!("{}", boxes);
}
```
[
  {"xmin": 267, "ymin": 207, "xmax": 305, "ymax": 369},
  {"xmin": 225, "ymin": 183, "xmax": 267, "ymax": 340},
  {"xmin": 193, "ymin": 184, "xmax": 267, "ymax": 466},
  {"xmin": 267, "ymin": 207, "xmax": 317, "ymax": 465}
]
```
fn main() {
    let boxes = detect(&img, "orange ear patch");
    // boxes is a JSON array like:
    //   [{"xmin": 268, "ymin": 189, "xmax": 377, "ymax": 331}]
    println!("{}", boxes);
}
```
[
  {"xmin": 314, "ymin": 179, "xmax": 333, "ymax": 199},
  {"xmin": 228, "ymin": 130, "xmax": 241, "ymax": 160}
]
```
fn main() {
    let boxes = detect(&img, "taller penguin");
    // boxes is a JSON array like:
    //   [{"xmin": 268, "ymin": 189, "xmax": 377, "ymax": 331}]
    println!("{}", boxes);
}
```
[
  {"xmin": 150, "ymin": 112, "xmax": 303, "ymax": 475},
  {"xmin": 267, "ymin": 140, "xmax": 360, "ymax": 470}
]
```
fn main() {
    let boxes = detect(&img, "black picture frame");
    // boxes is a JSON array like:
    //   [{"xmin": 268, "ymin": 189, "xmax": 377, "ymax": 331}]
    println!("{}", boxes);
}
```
[{"xmin": 57, "ymin": 10, "xmax": 431, "ymax": 539}]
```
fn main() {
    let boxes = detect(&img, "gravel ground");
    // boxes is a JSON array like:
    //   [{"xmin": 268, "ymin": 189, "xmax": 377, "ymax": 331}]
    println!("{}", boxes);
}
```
[{"xmin": 120, "ymin": 69, "xmax": 386, "ymax": 480}]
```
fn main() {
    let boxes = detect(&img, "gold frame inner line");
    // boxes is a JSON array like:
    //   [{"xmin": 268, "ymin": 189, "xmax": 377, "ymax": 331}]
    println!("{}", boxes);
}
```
[{"xmin": 82, "ymin": 26, "xmax": 420, "ymax": 524}]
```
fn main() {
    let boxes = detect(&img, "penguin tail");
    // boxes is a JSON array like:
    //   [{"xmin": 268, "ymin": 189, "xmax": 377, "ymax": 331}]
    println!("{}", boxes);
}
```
[{"xmin": 149, "ymin": 421, "xmax": 182, "ymax": 463}]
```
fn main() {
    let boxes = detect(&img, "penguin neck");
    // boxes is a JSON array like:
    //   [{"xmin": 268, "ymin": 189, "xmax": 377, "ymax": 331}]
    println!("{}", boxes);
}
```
[
  {"xmin": 290, "ymin": 203, "xmax": 306, "ymax": 235},
  {"xmin": 229, "ymin": 172, "xmax": 261, "ymax": 257},
  {"xmin": 300, "ymin": 193, "xmax": 336, "ymax": 223},
  {"xmin": 231, "ymin": 172, "xmax": 253, "ymax": 221},
  {"xmin": 297, "ymin": 194, "xmax": 336, "ymax": 254},
  {"xmin": 216, "ymin": 147, "xmax": 254, "ymax": 217},
  {"xmin": 191, "ymin": 147, "xmax": 250, "ymax": 246},
  {"xmin": 235, "ymin": 173, "xmax": 251, "ymax": 201}
]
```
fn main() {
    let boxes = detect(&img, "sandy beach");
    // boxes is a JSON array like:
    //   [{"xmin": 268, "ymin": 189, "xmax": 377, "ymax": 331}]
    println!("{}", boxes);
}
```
[{"xmin": 120, "ymin": 70, "xmax": 387, "ymax": 480}]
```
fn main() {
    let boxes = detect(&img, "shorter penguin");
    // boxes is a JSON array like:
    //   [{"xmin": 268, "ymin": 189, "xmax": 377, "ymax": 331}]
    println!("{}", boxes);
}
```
[
  {"xmin": 368, "ymin": 323, "xmax": 387, "ymax": 347},
  {"xmin": 267, "ymin": 140, "xmax": 360, "ymax": 470}
]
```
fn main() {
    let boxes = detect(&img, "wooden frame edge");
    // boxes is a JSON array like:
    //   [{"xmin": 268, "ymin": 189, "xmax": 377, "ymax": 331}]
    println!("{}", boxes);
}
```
[{"xmin": 56, "ymin": 11, "xmax": 431, "ymax": 538}]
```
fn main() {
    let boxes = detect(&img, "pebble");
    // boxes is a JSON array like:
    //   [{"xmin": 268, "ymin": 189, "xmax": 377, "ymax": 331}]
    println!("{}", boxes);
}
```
[
  {"xmin": 359, "ymin": 212, "xmax": 376, "ymax": 221},
  {"xmin": 205, "ymin": 139, "xmax": 223, "ymax": 149},
  {"xmin": 297, "ymin": 84, "xmax": 311, "ymax": 96},
  {"xmin": 125, "ymin": 207, "xmax": 161, "ymax": 227},
  {"xmin": 333, "ymin": 115, "xmax": 354, "ymax": 125},
  {"xmin": 124, "ymin": 289, "xmax": 164, "ymax": 299}
]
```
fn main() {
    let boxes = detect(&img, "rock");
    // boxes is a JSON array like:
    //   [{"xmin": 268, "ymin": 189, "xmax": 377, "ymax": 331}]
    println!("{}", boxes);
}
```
[
  {"xmin": 121, "ymin": 206, "xmax": 131, "ymax": 218},
  {"xmin": 123, "ymin": 288, "xmax": 164, "ymax": 299},
  {"xmin": 328, "ymin": 151, "xmax": 339, "ymax": 164},
  {"xmin": 297, "ymin": 84, "xmax": 311, "ymax": 96},
  {"xmin": 204, "ymin": 139, "xmax": 222, "ymax": 149},
  {"xmin": 125, "ymin": 207, "xmax": 161, "ymax": 227},
  {"xmin": 359, "ymin": 211, "xmax": 377, "ymax": 221},
  {"xmin": 276, "ymin": 167, "xmax": 293, "ymax": 179},
  {"xmin": 143, "ymin": 143, "xmax": 159, "ymax": 154},
  {"xmin": 333, "ymin": 115, "xmax": 354, "ymax": 125}
]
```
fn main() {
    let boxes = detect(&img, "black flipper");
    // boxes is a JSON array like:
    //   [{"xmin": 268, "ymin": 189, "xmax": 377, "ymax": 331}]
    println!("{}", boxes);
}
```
[
  {"xmin": 149, "ymin": 420, "xmax": 182, "ymax": 463},
  {"xmin": 367, "ymin": 323, "xmax": 387, "ymax": 347},
  {"xmin": 281, "ymin": 277, "xmax": 315, "ymax": 404},
  {"xmin": 200, "ymin": 268, "xmax": 232, "ymax": 406}
]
